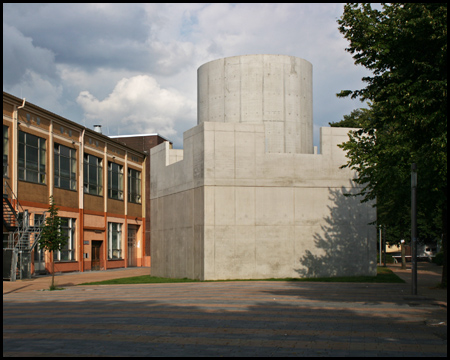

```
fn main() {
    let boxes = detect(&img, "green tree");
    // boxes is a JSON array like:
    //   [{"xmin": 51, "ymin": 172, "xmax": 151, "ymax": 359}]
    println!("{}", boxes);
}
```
[
  {"xmin": 336, "ymin": 3, "xmax": 447, "ymax": 286},
  {"xmin": 329, "ymin": 108, "xmax": 372, "ymax": 128},
  {"xmin": 39, "ymin": 196, "xmax": 68, "ymax": 290},
  {"xmin": 331, "ymin": 106, "xmax": 442, "ymax": 249}
]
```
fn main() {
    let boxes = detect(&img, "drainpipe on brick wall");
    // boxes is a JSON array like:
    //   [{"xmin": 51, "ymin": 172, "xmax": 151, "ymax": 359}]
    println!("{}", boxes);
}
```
[
  {"xmin": 13, "ymin": 98, "xmax": 26, "ymax": 196},
  {"xmin": 80, "ymin": 128, "xmax": 85, "ymax": 272}
]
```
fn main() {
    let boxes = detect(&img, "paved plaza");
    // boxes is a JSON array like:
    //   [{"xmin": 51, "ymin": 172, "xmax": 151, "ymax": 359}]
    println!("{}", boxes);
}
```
[{"xmin": 3, "ymin": 263, "xmax": 447, "ymax": 357}]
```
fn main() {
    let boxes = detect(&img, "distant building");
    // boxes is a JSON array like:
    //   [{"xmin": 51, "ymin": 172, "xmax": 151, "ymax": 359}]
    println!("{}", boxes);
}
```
[
  {"xmin": 110, "ymin": 134, "xmax": 171, "ymax": 266},
  {"xmin": 3, "ymin": 92, "xmax": 147, "ymax": 280}
]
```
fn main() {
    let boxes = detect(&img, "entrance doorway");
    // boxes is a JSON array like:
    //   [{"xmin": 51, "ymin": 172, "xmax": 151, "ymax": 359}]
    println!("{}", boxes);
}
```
[
  {"xmin": 33, "ymin": 214, "xmax": 46, "ymax": 274},
  {"xmin": 33, "ymin": 248, "xmax": 46, "ymax": 274},
  {"xmin": 91, "ymin": 241, "xmax": 102, "ymax": 271},
  {"xmin": 127, "ymin": 225, "xmax": 138, "ymax": 267}
]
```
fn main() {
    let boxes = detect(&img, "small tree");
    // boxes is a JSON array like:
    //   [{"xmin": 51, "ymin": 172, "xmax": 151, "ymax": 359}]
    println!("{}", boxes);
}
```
[{"xmin": 39, "ymin": 196, "xmax": 68, "ymax": 290}]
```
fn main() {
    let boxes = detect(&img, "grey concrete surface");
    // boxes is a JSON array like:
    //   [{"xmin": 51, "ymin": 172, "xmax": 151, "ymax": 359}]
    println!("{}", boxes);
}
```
[{"xmin": 150, "ymin": 54, "xmax": 376, "ymax": 281}]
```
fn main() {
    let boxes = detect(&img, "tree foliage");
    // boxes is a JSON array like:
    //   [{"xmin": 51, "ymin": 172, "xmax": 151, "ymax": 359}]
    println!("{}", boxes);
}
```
[
  {"xmin": 329, "ymin": 108, "xmax": 372, "ymax": 128},
  {"xmin": 336, "ymin": 3, "xmax": 447, "ymax": 285},
  {"xmin": 39, "ymin": 196, "xmax": 68, "ymax": 289}
]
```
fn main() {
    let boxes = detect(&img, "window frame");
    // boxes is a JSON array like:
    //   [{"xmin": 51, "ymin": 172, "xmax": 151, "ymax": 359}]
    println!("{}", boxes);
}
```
[
  {"xmin": 18, "ymin": 131, "xmax": 46, "ymax": 184},
  {"xmin": 108, "ymin": 222, "xmax": 122, "ymax": 260},
  {"xmin": 83, "ymin": 153, "xmax": 103, "ymax": 196},
  {"xmin": 108, "ymin": 161, "xmax": 124, "ymax": 200},
  {"xmin": 128, "ymin": 168, "xmax": 141, "ymax": 204},
  {"xmin": 54, "ymin": 143, "xmax": 77, "ymax": 191},
  {"xmin": 54, "ymin": 217, "xmax": 76, "ymax": 262}
]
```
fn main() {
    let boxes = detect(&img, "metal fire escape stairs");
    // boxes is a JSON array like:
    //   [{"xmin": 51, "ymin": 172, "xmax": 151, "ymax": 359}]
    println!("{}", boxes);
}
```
[{"xmin": 3, "ymin": 181, "xmax": 46, "ymax": 281}]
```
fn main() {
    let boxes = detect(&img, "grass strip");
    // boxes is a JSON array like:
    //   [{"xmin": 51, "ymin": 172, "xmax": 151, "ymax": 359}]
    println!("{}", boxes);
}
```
[
  {"xmin": 80, "ymin": 275, "xmax": 200, "ymax": 285},
  {"xmin": 80, "ymin": 266, "xmax": 404, "ymax": 285}
]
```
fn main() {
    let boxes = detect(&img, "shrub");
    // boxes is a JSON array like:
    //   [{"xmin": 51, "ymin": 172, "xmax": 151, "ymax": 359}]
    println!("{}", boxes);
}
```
[{"xmin": 432, "ymin": 251, "xmax": 444, "ymax": 266}]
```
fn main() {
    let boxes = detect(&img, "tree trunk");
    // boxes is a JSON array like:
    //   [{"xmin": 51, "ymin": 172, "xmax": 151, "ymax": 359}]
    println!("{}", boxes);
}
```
[
  {"xmin": 401, "ymin": 243, "xmax": 406, "ymax": 269},
  {"xmin": 51, "ymin": 251, "xmax": 55, "ymax": 289},
  {"xmin": 442, "ymin": 196, "xmax": 447, "ymax": 287}
]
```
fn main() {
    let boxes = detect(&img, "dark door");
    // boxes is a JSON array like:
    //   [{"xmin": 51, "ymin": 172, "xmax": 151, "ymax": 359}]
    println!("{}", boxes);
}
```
[
  {"xmin": 92, "ymin": 241, "xmax": 102, "ymax": 271},
  {"xmin": 33, "ymin": 248, "xmax": 46, "ymax": 274},
  {"xmin": 127, "ymin": 225, "xmax": 138, "ymax": 267}
]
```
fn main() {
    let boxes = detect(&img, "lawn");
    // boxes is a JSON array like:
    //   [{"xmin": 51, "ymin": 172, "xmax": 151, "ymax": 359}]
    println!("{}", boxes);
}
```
[{"xmin": 80, "ymin": 266, "xmax": 404, "ymax": 285}]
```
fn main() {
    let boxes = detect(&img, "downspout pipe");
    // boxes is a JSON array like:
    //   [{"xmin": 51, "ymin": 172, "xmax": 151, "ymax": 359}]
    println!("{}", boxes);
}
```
[
  {"xmin": 13, "ymin": 98, "xmax": 26, "ymax": 196},
  {"xmin": 18, "ymin": 98, "xmax": 26, "ymax": 110}
]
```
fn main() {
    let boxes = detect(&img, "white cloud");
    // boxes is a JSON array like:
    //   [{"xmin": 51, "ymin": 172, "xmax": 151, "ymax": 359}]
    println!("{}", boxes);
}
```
[
  {"xmin": 76, "ymin": 75, "xmax": 196, "ymax": 145},
  {"xmin": 149, "ymin": 40, "xmax": 196, "ymax": 76},
  {"xmin": 4, "ymin": 3, "xmax": 370, "ymax": 149},
  {"xmin": 6, "ymin": 69, "xmax": 64, "ymax": 114},
  {"xmin": 2, "ymin": 23, "xmax": 57, "ymax": 86},
  {"xmin": 58, "ymin": 65, "xmax": 141, "ymax": 100}
]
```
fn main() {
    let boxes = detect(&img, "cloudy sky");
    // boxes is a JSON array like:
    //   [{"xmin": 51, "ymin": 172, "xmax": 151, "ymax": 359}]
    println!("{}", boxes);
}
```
[{"xmin": 3, "ymin": 3, "xmax": 370, "ymax": 149}]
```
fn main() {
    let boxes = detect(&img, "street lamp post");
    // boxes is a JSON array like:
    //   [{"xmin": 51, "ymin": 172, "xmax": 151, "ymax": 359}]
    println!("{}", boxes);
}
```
[
  {"xmin": 411, "ymin": 163, "xmax": 417, "ymax": 295},
  {"xmin": 379, "ymin": 225, "xmax": 382, "ymax": 266}
]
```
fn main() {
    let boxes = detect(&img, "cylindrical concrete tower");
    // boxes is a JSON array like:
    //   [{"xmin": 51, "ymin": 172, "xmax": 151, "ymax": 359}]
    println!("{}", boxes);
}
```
[{"xmin": 197, "ymin": 54, "xmax": 313, "ymax": 154}]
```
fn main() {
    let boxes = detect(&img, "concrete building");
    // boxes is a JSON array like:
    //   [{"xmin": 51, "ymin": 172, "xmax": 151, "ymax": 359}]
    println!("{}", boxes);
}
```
[
  {"xmin": 150, "ymin": 54, "xmax": 377, "ymax": 280},
  {"xmin": 3, "ymin": 92, "xmax": 147, "ymax": 280}
]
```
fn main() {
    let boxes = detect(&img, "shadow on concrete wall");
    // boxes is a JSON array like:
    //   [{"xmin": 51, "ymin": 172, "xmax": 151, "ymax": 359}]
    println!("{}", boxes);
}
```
[{"xmin": 296, "ymin": 185, "xmax": 375, "ymax": 278}]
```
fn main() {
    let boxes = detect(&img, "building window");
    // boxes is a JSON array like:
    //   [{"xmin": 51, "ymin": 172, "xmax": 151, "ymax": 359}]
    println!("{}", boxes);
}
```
[
  {"xmin": 54, "ymin": 217, "xmax": 76, "ymax": 262},
  {"xmin": 108, "ymin": 162, "xmax": 123, "ymax": 200},
  {"xmin": 18, "ymin": 131, "xmax": 46, "ymax": 184},
  {"xmin": 128, "ymin": 168, "xmax": 141, "ymax": 204},
  {"xmin": 83, "ymin": 154, "xmax": 103, "ymax": 196},
  {"xmin": 3, "ymin": 125, "xmax": 8, "ymax": 177},
  {"xmin": 54, "ymin": 143, "xmax": 77, "ymax": 190},
  {"xmin": 108, "ymin": 222, "xmax": 122, "ymax": 259}
]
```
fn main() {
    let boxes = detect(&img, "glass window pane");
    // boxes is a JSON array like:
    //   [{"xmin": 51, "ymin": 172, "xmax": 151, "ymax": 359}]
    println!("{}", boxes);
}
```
[
  {"xmin": 28, "ymin": 170, "xmax": 38, "ymax": 183},
  {"xmin": 112, "ymin": 174, "xmax": 118, "ymax": 188},
  {"xmin": 40, "ymin": 148, "xmax": 46, "ymax": 165},
  {"xmin": 18, "ymin": 146, "xmax": 24, "ymax": 167},
  {"xmin": 60, "ymin": 178, "xmax": 70, "ymax": 189},
  {"xmin": 71, "ymin": 158, "xmax": 77, "ymax": 174},
  {"xmin": 60, "ymin": 157, "xmax": 70, "ymax": 177},
  {"xmin": 89, "ymin": 164, "xmax": 97, "ymax": 183},
  {"xmin": 27, "ymin": 134, "xmax": 38, "ymax": 147},
  {"xmin": 60, "ymin": 145, "xmax": 70, "ymax": 157},
  {"xmin": 27, "ymin": 147, "xmax": 38, "ymax": 168},
  {"xmin": 40, "ymin": 138, "xmax": 46, "ymax": 150}
]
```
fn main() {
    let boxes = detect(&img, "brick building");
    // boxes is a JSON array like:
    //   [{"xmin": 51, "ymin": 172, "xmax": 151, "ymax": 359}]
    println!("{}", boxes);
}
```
[
  {"xmin": 109, "ymin": 134, "xmax": 171, "ymax": 264},
  {"xmin": 3, "ymin": 91, "xmax": 148, "ymax": 279}
]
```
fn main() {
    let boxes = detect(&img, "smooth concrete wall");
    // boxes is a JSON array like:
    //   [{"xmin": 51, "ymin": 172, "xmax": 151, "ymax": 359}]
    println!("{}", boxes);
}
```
[
  {"xmin": 150, "ymin": 126, "xmax": 205, "ymax": 279},
  {"xmin": 150, "ymin": 123, "xmax": 377, "ymax": 280},
  {"xmin": 198, "ymin": 55, "xmax": 313, "ymax": 154}
]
